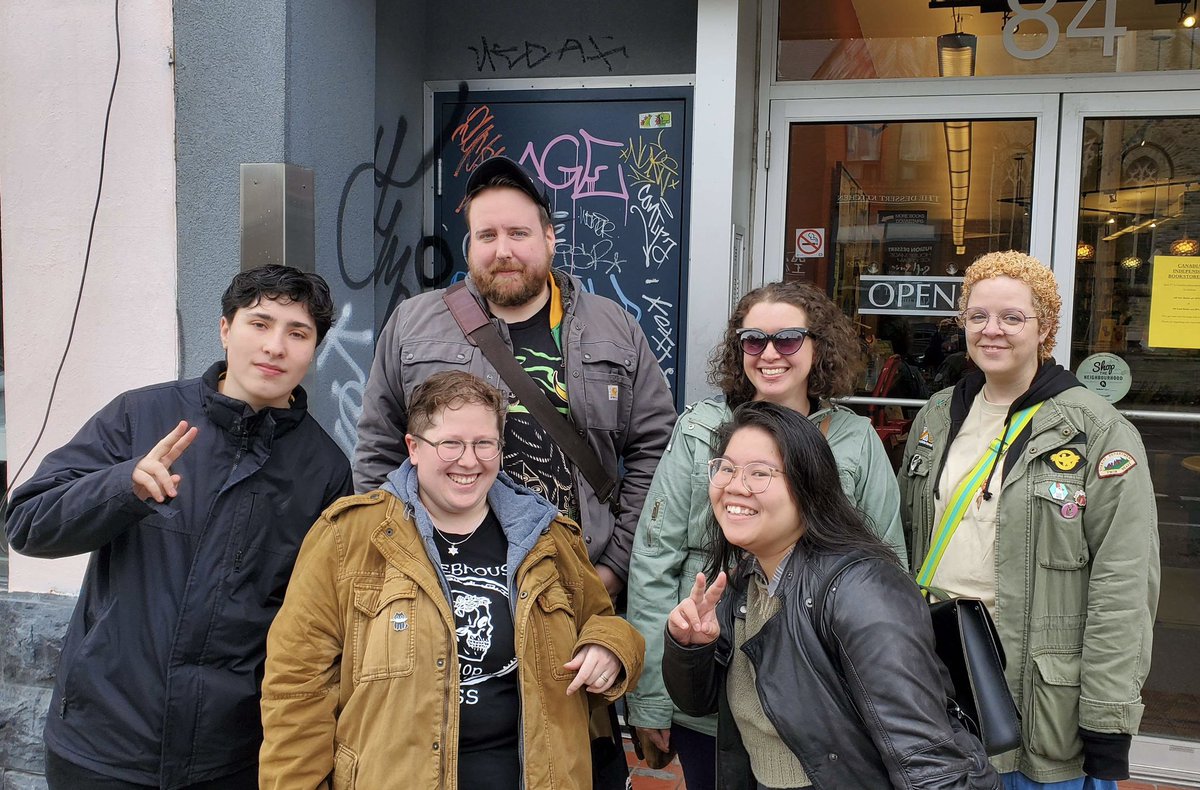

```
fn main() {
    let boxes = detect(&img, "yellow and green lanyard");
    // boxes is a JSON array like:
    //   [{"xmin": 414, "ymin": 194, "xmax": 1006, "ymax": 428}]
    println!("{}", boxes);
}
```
[{"xmin": 915, "ymin": 403, "xmax": 1043, "ymax": 592}]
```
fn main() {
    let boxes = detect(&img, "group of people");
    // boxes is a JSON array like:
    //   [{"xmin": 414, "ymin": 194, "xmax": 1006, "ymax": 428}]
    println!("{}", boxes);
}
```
[{"xmin": 5, "ymin": 155, "xmax": 1159, "ymax": 790}]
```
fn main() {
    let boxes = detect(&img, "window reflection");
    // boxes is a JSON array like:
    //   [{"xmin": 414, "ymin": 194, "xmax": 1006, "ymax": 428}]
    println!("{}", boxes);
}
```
[
  {"xmin": 779, "ymin": 0, "xmax": 1199, "ymax": 81},
  {"xmin": 782, "ymin": 119, "xmax": 1036, "ymax": 405}
]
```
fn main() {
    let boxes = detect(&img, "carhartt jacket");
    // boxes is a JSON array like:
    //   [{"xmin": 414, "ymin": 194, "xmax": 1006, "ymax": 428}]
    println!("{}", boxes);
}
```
[
  {"xmin": 898, "ymin": 367, "xmax": 1160, "ymax": 783},
  {"xmin": 259, "ymin": 463, "xmax": 645, "ymax": 790},
  {"xmin": 662, "ymin": 548, "xmax": 999, "ymax": 789},
  {"xmin": 626, "ymin": 397, "xmax": 908, "ymax": 736},
  {"xmin": 352, "ymin": 270, "xmax": 676, "ymax": 581},
  {"xmin": 5, "ymin": 363, "xmax": 351, "ymax": 789}
]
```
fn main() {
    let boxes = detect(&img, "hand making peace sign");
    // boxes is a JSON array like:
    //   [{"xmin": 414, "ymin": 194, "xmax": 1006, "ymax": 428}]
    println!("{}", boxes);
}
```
[
  {"xmin": 666, "ymin": 571, "xmax": 728, "ymax": 647},
  {"xmin": 132, "ymin": 421, "xmax": 199, "ymax": 503}
]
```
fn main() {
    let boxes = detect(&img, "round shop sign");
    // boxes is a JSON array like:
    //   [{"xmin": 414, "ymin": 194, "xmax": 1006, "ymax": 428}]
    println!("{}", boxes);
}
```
[{"xmin": 1075, "ymin": 353, "xmax": 1131, "ymax": 404}]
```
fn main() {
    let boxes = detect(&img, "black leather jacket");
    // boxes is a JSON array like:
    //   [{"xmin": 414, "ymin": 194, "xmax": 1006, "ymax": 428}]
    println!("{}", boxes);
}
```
[{"xmin": 663, "ymin": 548, "xmax": 1000, "ymax": 790}]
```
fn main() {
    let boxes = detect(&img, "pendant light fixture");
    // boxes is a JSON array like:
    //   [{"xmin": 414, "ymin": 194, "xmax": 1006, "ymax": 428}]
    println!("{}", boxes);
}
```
[{"xmin": 937, "ymin": 8, "xmax": 977, "ymax": 256}]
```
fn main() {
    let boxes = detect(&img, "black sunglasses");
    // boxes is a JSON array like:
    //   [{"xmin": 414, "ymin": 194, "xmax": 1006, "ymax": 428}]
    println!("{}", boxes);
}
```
[{"xmin": 736, "ymin": 327, "xmax": 814, "ymax": 357}]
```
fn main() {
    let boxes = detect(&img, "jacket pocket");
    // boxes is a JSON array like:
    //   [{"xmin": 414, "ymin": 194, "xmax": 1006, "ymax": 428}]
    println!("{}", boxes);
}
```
[
  {"xmin": 60, "ymin": 597, "xmax": 117, "ymax": 715},
  {"xmin": 679, "ymin": 552, "xmax": 707, "ymax": 600},
  {"xmin": 1031, "ymin": 484, "xmax": 1089, "ymax": 570},
  {"xmin": 1027, "ymin": 652, "xmax": 1083, "ymax": 761},
  {"xmin": 352, "ymin": 579, "xmax": 418, "ymax": 682},
  {"xmin": 535, "ymin": 583, "xmax": 579, "ymax": 682},
  {"xmin": 332, "ymin": 742, "xmax": 358, "ymax": 790},
  {"xmin": 902, "ymin": 450, "xmax": 933, "ymax": 546},
  {"xmin": 579, "ymin": 339, "xmax": 636, "ymax": 431},
  {"xmin": 399, "ymin": 341, "xmax": 477, "ymax": 398}
]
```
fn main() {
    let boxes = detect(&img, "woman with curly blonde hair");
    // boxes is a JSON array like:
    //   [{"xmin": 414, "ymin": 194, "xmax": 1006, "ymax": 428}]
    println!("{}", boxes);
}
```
[
  {"xmin": 898, "ymin": 251, "xmax": 1159, "ymax": 789},
  {"xmin": 626, "ymin": 282, "xmax": 906, "ymax": 790}
]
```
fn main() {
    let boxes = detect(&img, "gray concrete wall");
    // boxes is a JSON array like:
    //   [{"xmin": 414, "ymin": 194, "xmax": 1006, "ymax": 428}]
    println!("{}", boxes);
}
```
[
  {"xmin": 425, "ymin": 0, "xmax": 697, "ymax": 79},
  {"xmin": 173, "ymin": 1, "xmax": 378, "ymax": 459},
  {"xmin": 0, "ymin": 594, "xmax": 74, "ymax": 790},
  {"xmin": 174, "ymin": 2, "xmax": 288, "ymax": 377},
  {"xmin": 286, "ymin": 0, "xmax": 377, "ymax": 456}
]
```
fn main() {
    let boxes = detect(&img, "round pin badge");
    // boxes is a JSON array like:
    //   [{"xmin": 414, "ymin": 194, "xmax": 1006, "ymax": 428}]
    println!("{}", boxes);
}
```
[{"xmin": 1060, "ymin": 502, "xmax": 1080, "ymax": 519}]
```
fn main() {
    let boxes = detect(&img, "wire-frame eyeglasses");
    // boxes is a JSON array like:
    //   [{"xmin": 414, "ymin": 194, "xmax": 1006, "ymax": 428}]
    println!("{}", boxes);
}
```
[
  {"xmin": 411, "ymin": 434, "xmax": 503, "ymax": 462},
  {"xmin": 707, "ymin": 458, "xmax": 781, "ymax": 494}
]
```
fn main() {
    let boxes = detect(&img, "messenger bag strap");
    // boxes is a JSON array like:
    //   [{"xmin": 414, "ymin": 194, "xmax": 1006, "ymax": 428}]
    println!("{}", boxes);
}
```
[
  {"xmin": 442, "ymin": 282, "xmax": 620, "ymax": 516},
  {"xmin": 915, "ymin": 402, "xmax": 1043, "ymax": 592}
]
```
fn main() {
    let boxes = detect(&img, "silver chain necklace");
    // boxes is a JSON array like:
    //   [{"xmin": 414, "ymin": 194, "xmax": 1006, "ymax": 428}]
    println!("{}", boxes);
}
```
[{"xmin": 433, "ymin": 525, "xmax": 479, "ymax": 556}]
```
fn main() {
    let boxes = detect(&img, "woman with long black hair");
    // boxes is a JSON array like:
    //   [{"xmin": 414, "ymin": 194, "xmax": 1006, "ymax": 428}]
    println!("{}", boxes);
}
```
[{"xmin": 663, "ymin": 401, "xmax": 998, "ymax": 790}]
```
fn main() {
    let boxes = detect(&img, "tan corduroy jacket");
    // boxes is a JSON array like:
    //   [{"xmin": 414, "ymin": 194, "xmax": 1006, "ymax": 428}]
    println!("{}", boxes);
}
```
[{"xmin": 260, "ymin": 472, "xmax": 644, "ymax": 790}]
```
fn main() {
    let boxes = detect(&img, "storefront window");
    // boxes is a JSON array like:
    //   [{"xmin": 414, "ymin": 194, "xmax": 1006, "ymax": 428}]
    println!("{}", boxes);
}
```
[
  {"xmin": 782, "ymin": 118, "xmax": 1036, "ymax": 409},
  {"xmin": 1071, "ymin": 114, "xmax": 1200, "ymax": 742},
  {"xmin": 779, "ymin": 0, "xmax": 1199, "ymax": 81}
]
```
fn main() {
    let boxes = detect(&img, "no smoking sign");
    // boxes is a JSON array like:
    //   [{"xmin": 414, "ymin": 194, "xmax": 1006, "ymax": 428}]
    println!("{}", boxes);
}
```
[{"xmin": 794, "ymin": 228, "xmax": 826, "ymax": 259}]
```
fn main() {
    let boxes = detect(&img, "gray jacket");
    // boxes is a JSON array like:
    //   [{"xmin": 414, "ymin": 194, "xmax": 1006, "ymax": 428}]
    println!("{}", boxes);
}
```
[{"xmin": 353, "ymin": 271, "xmax": 676, "ymax": 580}]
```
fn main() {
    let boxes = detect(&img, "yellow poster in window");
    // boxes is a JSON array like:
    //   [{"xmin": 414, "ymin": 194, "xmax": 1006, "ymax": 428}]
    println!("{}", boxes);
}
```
[{"xmin": 1149, "ymin": 255, "xmax": 1200, "ymax": 350}]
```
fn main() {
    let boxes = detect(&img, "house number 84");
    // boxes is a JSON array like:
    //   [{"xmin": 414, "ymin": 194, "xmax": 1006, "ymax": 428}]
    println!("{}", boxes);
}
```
[{"xmin": 1003, "ymin": 0, "xmax": 1128, "ymax": 60}]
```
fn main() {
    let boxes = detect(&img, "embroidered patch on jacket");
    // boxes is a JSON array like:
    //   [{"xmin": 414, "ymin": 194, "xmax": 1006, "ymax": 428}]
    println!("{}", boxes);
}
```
[
  {"xmin": 1097, "ymin": 450, "xmax": 1137, "ymax": 478},
  {"xmin": 918, "ymin": 428, "xmax": 934, "ymax": 448},
  {"xmin": 1045, "ymin": 448, "xmax": 1084, "ymax": 472},
  {"xmin": 607, "ymin": 384, "xmax": 620, "ymax": 401}
]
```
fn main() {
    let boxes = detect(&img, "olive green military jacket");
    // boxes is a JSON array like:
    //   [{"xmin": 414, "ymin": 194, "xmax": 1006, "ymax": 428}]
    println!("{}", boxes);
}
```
[{"xmin": 898, "ymin": 385, "xmax": 1160, "ymax": 783}]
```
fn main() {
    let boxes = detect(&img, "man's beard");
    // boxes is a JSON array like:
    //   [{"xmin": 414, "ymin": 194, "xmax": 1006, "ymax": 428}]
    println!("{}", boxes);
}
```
[{"xmin": 472, "ymin": 258, "xmax": 551, "ymax": 308}]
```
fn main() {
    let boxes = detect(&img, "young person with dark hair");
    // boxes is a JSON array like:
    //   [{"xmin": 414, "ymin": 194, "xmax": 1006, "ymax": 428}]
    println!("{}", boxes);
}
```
[
  {"xmin": 662, "ymin": 401, "xmax": 998, "ymax": 790},
  {"xmin": 5, "ymin": 264, "xmax": 351, "ymax": 790}
]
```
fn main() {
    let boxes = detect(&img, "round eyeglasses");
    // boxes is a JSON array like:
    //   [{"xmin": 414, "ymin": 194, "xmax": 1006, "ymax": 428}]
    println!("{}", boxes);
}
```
[
  {"xmin": 736, "ymin": 327, "xmax": 814, "ymax": 357},
  {"xmin": 707, "ymin": 458, "xmax": 781, "ymax": 494},
  {"xmin": 411, "ymin": 434, "xmax": 503, "ymax": 462},
  {"xmin": 956, "ymin": 308, "xmax": 1038, "ymax": 335}
]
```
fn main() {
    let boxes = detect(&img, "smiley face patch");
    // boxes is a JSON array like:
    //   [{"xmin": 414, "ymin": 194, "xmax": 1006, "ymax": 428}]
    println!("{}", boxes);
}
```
[{"xmin": 1045, "ymin": 448, "xmax": 1084, "ymax": 473}]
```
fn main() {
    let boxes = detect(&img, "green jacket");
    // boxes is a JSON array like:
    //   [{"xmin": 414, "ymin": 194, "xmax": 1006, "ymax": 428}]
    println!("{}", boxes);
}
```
[
  {"xmin": 625, "ymin": 398, "xmax": 907, "ymax": 735},
  {"xmin": 898, "ymin": 385, "xmax": 1160, "ymax": 783}
]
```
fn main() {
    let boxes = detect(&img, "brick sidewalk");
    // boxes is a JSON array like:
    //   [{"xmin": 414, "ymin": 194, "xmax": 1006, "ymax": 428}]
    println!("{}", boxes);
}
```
[{"xmin": 626, "ymin": 741, "xmax": 1196, "ymax": 789}]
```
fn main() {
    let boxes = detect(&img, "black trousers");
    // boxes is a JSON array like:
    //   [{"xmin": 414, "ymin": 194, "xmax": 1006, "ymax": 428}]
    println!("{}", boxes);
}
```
[{"xmin": 45, "ymin": 749, "xmax": 257, "ymax": 790}]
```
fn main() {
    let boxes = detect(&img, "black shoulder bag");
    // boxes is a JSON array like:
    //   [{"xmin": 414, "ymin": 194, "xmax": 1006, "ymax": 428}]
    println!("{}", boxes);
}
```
[{"xmin": 813, "ymin": 555, "xmax": 1021, "ymax": 757}]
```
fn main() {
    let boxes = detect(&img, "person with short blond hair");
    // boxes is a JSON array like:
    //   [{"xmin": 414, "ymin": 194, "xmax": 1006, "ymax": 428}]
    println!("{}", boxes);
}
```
[
  {"xmin": 898, "ymin": 251, "xmax": 1160, "ymax": 789},
  {"xmin": 261, "ymin": 371, "xmax": 644, "ymax": 789}
]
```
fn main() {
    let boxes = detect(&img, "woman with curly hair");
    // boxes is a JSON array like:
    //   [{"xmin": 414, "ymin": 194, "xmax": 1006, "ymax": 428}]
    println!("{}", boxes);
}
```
[
  {"xmin": 626, "ymin": 282, "xmax": 906, "ymax": 789},
  {"xmin": 898, "ymin": 252, "xmax": 1159, "ymax": 789}
]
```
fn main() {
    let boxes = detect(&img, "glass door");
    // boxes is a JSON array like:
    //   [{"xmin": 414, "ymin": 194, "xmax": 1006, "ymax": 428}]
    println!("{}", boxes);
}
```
[
  {"xmin": 762, "ymin": 95, "xmax": 1060, "ymax": 434},
  {"xmin": 1056, "ymin": 91, "xmax": 1200, "ymax": 782},
  {"xmin": 763, "ymin": 89, "xmax": 1200, "ymax": 781}
]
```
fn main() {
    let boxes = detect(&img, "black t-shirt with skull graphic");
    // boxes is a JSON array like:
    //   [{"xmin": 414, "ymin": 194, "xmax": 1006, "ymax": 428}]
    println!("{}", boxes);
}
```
[{"xmin": 432, "ymin": 510, "xmax": 520, "ymax": 788}]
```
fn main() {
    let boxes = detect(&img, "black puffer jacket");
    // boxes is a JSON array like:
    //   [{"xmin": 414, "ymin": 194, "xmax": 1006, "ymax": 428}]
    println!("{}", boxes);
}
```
[
  {"xmin": 6, "ymin": 363, "xmax": 351, "ymax": 789},
  {"xmin": 663, "ymin": 547, "xmax": 1000, "ymax": 790}
]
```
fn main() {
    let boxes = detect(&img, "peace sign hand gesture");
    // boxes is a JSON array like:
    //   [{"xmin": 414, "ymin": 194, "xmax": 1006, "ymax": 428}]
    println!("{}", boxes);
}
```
[
  {"xmin": 132, "ymin": 421, "xmax": 199, "ymax": 503},
  {"xmin": 667, "ymin": 571, "xmax": 728, "ymax": 647}
]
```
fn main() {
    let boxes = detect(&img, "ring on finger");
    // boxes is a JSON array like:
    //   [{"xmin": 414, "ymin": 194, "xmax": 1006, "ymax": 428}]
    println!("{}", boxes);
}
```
[{"xmin": 599, "ymin": 673, "xmax": 610, "ymax": 682}]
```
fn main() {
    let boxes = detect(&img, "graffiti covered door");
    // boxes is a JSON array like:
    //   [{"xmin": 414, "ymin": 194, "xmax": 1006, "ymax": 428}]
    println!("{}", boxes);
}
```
[{"xmin": 433, "ymin": 87, "xmax": 691, "ymax": 401}]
